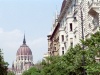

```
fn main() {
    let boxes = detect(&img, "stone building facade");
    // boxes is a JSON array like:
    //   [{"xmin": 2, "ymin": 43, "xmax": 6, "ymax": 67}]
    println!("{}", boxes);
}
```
[{"xmin": 47, "ymin": 0, "xmax": 100, "ymax": 56}]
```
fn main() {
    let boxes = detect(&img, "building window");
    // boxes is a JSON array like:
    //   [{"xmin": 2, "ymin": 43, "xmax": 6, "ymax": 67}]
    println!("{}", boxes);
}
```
[
  {"xmin": 21, "ymin": 56, "xmax": 23, "ymax": 60},
  {"xmin": 28, "ymin": 56, "xmax": 29, "ymax": 60},
  {"xmin": 62, "ymin": 35, "xmax": 64, "ymax": 42},
  {"xmin": 25, "ymin": 56, "xmax": 26, "ymax": 60},
  {"xmin": 54, "ymin": 47, "xmax": 56, "ymax": 51},
  {"xmin": 71, "ymin": 42, "xmax": 73, "ymax": 47},
  {"xmin": 70, "ymin": 38, "xmax": 73, "ymax": 47},
  {"xmin": 74, "ymin": 35, "xmax": 76, "ymax": 38},
  {"xmin": 62, "ymin": 47, "xmax": 64, "ymax": 55},
  {"xmin": 70, "ymin": 23, "xmax": 73, "ymax": 31},
  {"xmin": 62, "ymin": 51, "xmax": 64, "ymax": 55}
]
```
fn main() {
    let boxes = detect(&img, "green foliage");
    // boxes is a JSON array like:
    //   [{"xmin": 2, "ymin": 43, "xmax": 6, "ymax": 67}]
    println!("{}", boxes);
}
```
[
  {"xmin": 41, "ymin": 56, "xmax": 65, "ymax": 75},
  {"xmin": 86, "ymin": 63, "xmax": 100, "ymax": 75},
  {"xmin": 22, "ymin": 31, "xmax": 100, "ymax": 75},
  {"xmin": 84, "ymin": 32, "xmax": 100, "ymax": 74},
  {"xmin": 22, "ymin": 67, "xmax": 41, "ymax": 75},
  {"xmin": 7, "ymin": 71, "xmax": 15, "ymax": 75},
  {"xmin": 0, "ymin": 49, "xmax": 8, "ymax": 75}
]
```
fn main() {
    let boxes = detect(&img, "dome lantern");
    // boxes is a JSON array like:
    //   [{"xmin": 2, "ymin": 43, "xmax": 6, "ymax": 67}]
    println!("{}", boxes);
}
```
[{"xmin": 23, "ymin": 34, "xmax": 26, "ymax": 45}]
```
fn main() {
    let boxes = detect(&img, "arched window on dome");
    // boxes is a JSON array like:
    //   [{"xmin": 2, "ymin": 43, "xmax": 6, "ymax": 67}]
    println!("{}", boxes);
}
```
[
  {"xmin": 28, "ymin": 56, "xmax": 29, "ymax": 61},
  {"xmin": 19, "ymin": 57, "xmax": 20, "ymax": 60},
  {"xmin": 25, "ymin": 56, "xmax": 26, "ymax": 60},
  {"xmin": 21, "ymin": 56, "xmax": 23, "ymax": 60},
  {"xmin": 26, "ymin": 56, "xmax": 28, "ymax": 60},
  {"xmin": 29, "ymin": 56, "xmax": 30, "ymax": 60}
]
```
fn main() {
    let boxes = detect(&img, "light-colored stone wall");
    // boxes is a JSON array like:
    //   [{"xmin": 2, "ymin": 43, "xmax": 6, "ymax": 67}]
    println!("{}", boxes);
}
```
[{"xmin": 47, "ymin": 0, "xmax": 100, "ymax": 56}]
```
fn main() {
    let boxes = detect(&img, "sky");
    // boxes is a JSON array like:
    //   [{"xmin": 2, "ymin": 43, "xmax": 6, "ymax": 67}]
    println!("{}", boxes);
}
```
[{"xmin": 0, "ymin": 0, "xmax": 63, "ymax": 67}]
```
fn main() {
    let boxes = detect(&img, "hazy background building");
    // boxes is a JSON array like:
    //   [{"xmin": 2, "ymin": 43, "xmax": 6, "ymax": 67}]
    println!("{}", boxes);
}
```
[{"xmin": 12, "ymin": 35, "xmax": 33, "ymax": 75}]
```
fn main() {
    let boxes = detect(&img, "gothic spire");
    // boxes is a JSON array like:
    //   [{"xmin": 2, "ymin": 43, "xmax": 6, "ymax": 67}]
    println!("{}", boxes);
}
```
[{"xmin": 23, "ymin": 34, "xmax": 26, "ymax": 44}]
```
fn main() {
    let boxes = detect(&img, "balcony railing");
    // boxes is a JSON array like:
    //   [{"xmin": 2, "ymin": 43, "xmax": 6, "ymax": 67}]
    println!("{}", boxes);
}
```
[
  {"xmin": 89, "ymin": 19, "xmax": 99, "ymax": 31},
  {"xmin": 88, "ymin": 1, "xmax": 100, "ymax": 9}
]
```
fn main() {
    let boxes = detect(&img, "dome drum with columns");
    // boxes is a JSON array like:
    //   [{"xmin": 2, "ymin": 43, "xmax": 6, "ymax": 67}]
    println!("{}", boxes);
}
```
[{"xmin": 12, "ymin": 35, "xmax": 33, "ymax": 75}]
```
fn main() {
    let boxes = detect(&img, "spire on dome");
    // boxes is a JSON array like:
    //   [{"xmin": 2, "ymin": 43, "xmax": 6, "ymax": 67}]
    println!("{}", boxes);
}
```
[{"xmin": 23, "ymin": 34, "xmax": 26, "ymax": 44}]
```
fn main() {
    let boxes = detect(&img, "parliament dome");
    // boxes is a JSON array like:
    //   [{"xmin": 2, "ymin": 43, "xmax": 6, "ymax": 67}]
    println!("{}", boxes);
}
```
[
  {"xmin": 16, "ymin": 35, "xmax": 32, "ymax": 56},
  {"xmin": 12, "ymin": 34, "xmax": 33, "ymax": 75}
]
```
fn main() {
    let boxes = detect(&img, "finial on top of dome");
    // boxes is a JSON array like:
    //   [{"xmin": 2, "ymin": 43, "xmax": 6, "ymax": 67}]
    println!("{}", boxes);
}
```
[{"xmin": 23, "ymin": 34, "xmax": 26, "ymax": 45}]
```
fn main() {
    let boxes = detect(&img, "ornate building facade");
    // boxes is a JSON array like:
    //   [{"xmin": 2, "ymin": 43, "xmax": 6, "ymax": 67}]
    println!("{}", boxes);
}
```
[
  {"xmin": 12, "ymin": 35, "xmax": 33, "ymax": 75},
  {"xmin": 47, "ymin": 0, "xmax": 100, "ymax": 56}
]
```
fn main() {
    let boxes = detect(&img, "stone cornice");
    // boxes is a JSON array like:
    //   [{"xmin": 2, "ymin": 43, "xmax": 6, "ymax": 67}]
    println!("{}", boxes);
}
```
[{"xmin": 58, "ymin": 0, "xmax": 72, "ymax": 22}]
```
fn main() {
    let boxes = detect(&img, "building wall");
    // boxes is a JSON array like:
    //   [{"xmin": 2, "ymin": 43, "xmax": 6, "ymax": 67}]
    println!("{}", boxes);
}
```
[{"xmin": 47, "ymin": 0, "xmax": 100, "ymax": 56}]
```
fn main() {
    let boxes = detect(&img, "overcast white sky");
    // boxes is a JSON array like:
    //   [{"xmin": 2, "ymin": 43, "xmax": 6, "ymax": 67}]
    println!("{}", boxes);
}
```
[{"xmin": 0, "ymin": 0, "xmax": 63, "ymax": 67}]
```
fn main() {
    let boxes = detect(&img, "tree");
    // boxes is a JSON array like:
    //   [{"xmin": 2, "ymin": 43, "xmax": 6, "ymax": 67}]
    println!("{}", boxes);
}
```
[
  {"xmin": 22, "ymin": 31, "xmax": 100, "ymax": 75},
  {"xmin": 22, "ymin": 70, "xmax": 30, "ymax": 75},
  {"xmin": 7, "ymin": 71, "xmax": 15, "ymax": 75},
  {"xmin": 0, "ymin": 49, "xmax": 8, "ymax": 75},
  {"xmin": 22, "ymin": 67, "xmax": 41, "ymax": 75},
  {"xmin": 83, "ymin": 32, "xmax": 100, "ymax": 75},
  {"xmin": 62, "ymin": 45, "xmax": 82, "ymax": 75},
  {"xmin": 40, "ymin": 31, "xmax": 100, "ymax": 75}
]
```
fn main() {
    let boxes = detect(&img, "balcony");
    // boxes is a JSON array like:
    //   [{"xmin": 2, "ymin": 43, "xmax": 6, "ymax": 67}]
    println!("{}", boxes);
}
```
[
  {"xmin": 88, "ymin": 1, "xmax": 100, "ymax": 12},
  {"xmin": 88, "ymin": 19, "xmax": 99, "ymax": 31}
]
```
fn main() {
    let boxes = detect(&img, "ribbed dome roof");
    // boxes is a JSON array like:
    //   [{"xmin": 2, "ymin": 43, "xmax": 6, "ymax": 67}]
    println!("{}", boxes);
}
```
[
  {"xmin": 17, "ymin": 44, "xmax": 32, "ymax": 55},
  {"xmin": 16, "ymin": 34, "xmax": 32, "ymax": 56}
]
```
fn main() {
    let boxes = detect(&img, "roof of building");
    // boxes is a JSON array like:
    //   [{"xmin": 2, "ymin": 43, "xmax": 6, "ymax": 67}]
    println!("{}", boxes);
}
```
[
  {"xmin": 60, "ymin": 0, "xmax": 66, "ymax": 13},
  {"xmin": 50, "ymin": 23, "xmax": 60, "ymax": 40},
  {"xmin": 16, "ymin": 34, "xmax": 32, "ymax": 56}
]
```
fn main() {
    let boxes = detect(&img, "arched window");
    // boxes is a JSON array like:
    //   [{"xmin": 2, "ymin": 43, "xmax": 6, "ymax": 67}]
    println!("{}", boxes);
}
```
[{"xmin": 21, "ymin": 56, "xmax": 23, "ymax": 60}]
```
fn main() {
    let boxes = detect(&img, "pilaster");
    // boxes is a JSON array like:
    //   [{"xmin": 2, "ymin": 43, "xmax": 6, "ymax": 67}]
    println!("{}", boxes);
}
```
[
  {"xmin": 99, "ymin": 13, "xmax": 100, "ymax": 30},
  {"xmin": 83, "ymin": 0, "xmax": 89, "ymax": 38}
]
